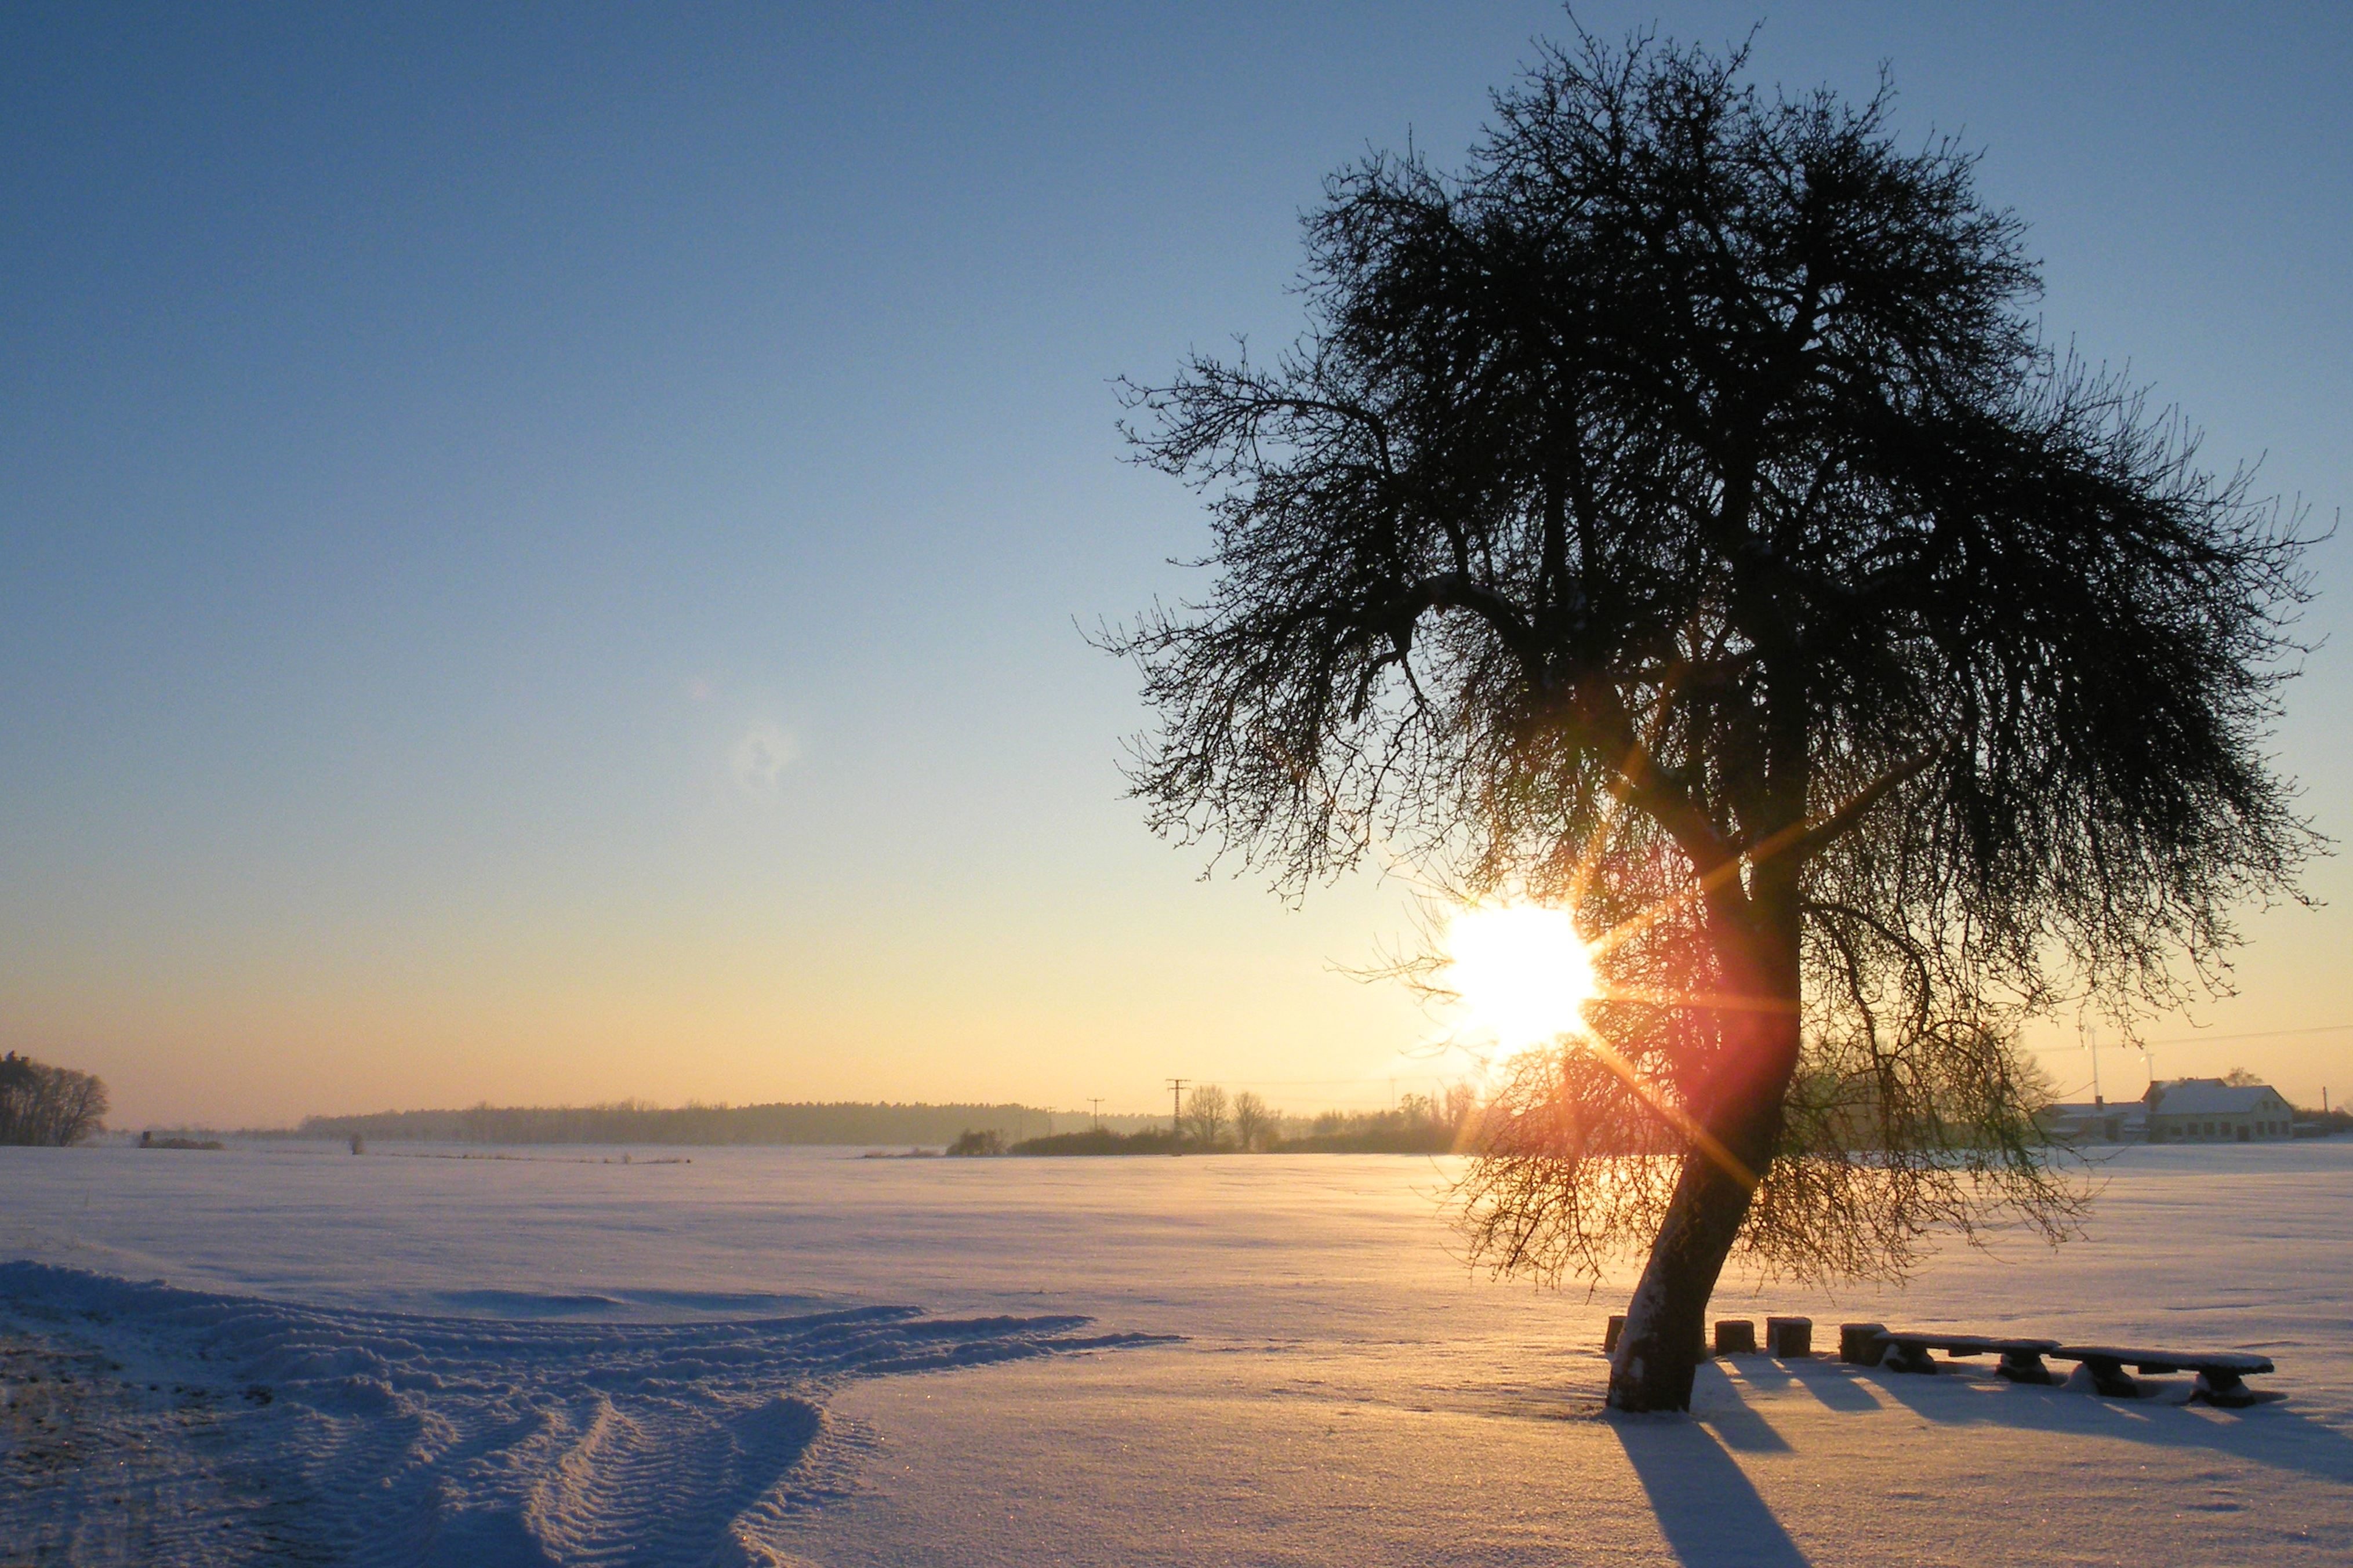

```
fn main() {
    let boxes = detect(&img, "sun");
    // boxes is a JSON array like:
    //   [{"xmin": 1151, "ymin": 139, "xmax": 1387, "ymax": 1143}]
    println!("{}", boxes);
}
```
[{"xmin": 1441, "ymin": 902, "xmax": 1598, "ymax": 1050}]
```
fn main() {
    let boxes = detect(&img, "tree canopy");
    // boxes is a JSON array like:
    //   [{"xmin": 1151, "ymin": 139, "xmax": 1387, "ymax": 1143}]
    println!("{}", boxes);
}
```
[
  {"xmin": 1108, "ymin": 30, "xmax": 2316, "ymax": 1409},
  {"xmin": 0, "ymin": 1052, "xmax": 110, "ymax": 1147}
]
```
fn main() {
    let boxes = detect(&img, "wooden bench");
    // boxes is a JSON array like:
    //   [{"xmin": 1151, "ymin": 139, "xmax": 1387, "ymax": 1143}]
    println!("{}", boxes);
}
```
[
  {"xmin": 1869, "ymin": 1330, "xmax": 2064, "ymax": 1384},
  {"xmin": 2053, "ymin": 1345, "xmax": 2276, "ymax": 1407}
]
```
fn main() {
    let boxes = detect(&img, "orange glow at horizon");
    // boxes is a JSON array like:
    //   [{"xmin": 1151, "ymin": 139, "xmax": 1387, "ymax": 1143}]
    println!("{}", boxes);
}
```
[{"xmin": 1441, "ymin": 903, "xmax": 1598, "ymax": 1051}]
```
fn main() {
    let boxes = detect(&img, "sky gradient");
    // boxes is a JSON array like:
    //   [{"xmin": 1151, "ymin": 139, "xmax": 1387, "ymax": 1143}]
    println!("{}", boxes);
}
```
[{"xmin": 5, "ymin": 2, "xmax": 2349, "ymax": 1126}]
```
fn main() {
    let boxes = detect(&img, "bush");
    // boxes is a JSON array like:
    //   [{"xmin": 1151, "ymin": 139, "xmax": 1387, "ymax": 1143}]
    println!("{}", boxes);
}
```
[
  {"xmin": 945, "ymin": 1129, "xmax": 1005, "ymax": 1156},
  {"xmin": 2294, "ymin": 1106, "xmax": 2352, "ymax": 1137},
  {"xmin": 1277, "ymin": 1092, "xmax": 1476, "ymax": 1154}
]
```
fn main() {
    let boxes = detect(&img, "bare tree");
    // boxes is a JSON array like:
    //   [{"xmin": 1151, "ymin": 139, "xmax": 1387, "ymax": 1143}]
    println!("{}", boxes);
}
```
[
  {"xmin": 1186, "ymin": 1084, "xmax": 1230, "ymax": 1149},
  {"xmin": 1441, "ymin": 1083, "xmax": 1479, "ymax": 1145},
  {"xmin": 0, "ymin": 1052, "xmax": 110, "ymax": 1146},
  {"xmin": 1231, "ymin": 1090, "xmax": 1274, "ymax": 1151},
  {"xmin": 1107, "ymin": 29, "xmax": 2316, "ymax": 1410}
]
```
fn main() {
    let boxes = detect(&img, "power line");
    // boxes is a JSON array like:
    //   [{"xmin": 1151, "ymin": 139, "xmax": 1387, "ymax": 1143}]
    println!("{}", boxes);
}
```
[
  {"xmin": 2140, "ymin": 1023, "xmax": 2353, "ymax": 1048},
  {"xmin": 1160, "ymin": 1075, "xmax": 1455, "ymax": 1087}
]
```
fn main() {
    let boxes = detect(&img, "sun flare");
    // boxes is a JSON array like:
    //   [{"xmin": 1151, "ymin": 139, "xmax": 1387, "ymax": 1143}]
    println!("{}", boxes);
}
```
[{"xmin": 1441, "ymin": 903, "xmax": 1598, "ymax": 1050}]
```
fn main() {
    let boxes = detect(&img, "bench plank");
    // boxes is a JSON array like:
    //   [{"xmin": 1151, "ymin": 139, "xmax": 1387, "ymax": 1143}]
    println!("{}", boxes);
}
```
[
  {"xmin": 1873, "ymin": 1330, "xmax": 2063, "ymax": 1383},
  {"xmin": 2053, "ymin": 1345, "xmax": 2273, "ymax": 1375},
  {"xmin": 1878, "ymin": 1333, "xmax": 2060, "ymax": 1356}
]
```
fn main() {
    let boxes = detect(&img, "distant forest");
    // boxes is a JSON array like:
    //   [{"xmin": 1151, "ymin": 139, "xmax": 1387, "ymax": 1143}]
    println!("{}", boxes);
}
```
[{"xmin": 264, "ymin": 1101, "xmax": 1129, "ymax": 1147}]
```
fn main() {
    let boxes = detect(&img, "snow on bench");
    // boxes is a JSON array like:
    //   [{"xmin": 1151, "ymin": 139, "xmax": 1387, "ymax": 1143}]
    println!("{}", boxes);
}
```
[
  {"xmin": 2052, "ymin": 1344, "xmax": 2276, "ymax": 1407},
  {"xmin": 1842, "ymin": 1323, "xmax": 2277, "ymax": 1406},
  {"xmin": 1865, "ymin": 1329, "xmax": 2064, "ymax": 1384}
]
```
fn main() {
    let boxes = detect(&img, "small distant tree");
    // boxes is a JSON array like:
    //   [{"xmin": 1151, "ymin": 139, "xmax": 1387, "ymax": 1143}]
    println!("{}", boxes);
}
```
[
  {"xmin": 0, "ymin": 1052, "xmax": 110, "ymax": 1147},
  {"xmin": 946, "ymin": 1129, "xmax": 1004, "ymax": 1156},
  {"xmin": 0, "ymin": 1053, "xmax": 35, "ymax": 1141},
  {"xmin": 1108, "ymin": 28, "xmax": 2316, "ymax": 1410},
  {"xmin": 1186, "ymin": 1085, "xmax": 1231, "ymax": 1148},
  {"xmin": 1230, "ymin": 1090, "xmax": 1275, "ymax": 1151},
  {"xmin": 2221, "ymin": 1066, "xmax": 2263, "ymax": 1087},
  {"xmin": 1441, "ymin": 1083, "xmax": 1479, "ymax": 1147}
]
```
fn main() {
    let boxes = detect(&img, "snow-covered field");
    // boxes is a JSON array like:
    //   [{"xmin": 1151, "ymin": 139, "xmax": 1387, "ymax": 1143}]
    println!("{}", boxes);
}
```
[{"xmin": 3, "ymin": 1141, "xmax": 2349, "ymax": 1566}]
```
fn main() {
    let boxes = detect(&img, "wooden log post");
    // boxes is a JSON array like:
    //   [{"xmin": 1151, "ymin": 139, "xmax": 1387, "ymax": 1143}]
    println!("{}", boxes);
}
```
[
  {"xmin": 1839, "ymin": 1323, "xmax": 1888, "ymax": 1365},
  {"xmin": 1607, "ymin": 1314, "xmax": 1709, "ymax": 1359}
]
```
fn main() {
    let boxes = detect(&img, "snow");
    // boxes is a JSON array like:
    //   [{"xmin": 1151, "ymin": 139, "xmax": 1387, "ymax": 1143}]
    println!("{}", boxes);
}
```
[
  {"xmin": 0, "ymin": 1260, "xmax": 1148, "ymax": 1566},
  {"xmin": 5, "ymin": 1140, "xmax": 2351, "ymax": 1565}
]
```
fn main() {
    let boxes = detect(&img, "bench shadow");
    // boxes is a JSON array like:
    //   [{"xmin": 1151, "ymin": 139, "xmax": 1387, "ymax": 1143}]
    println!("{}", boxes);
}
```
[
  {"xmin": 1611, "ymin": 1398, "xmax": 1811, "ymax": 1568},
  {"xmin": 1857, "ymin": 1363, "xmax": 2353, "ymax": 1486},
  {"xmin": 1723, "ymin": 1356, "xmax": 1882, "ymax": 1413},
  {"xmin": 1697, "ymin": 1384, "xmax": 1795, "ymax": 1453}
]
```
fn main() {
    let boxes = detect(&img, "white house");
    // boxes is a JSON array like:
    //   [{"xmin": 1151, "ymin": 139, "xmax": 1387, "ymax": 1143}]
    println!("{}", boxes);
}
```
[
  {"xmin": 2145, "ymin": 1078, "xmax": 2297, "ymax": 1143},
  {"xmin": 2046, "ymin": 1099, "xmax": 2148, "ymax": 1143}
]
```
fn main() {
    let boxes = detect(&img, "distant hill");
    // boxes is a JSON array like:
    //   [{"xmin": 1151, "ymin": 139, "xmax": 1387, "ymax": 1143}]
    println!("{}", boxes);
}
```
[{"xmin": 257, "ymin": 1101, "xmax": 1147, "ymax": 1148}]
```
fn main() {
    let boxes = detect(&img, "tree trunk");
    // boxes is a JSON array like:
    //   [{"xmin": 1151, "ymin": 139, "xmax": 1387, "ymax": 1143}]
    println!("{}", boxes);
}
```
[{"xmin": 1606, "ymin": 888, "xmax": 1804, "ymax": 1412}]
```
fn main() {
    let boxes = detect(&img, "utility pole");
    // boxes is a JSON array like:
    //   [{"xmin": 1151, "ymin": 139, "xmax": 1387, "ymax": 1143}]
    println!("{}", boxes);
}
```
[
  {"xmin": 1167, "ymin": 1078, "xmax": 1188, "ymax": 1140},
  {"xmin": 2085, "ymin": 1022, "xmax": 2103, "ymax": 1108},
  {"xmin": 1088, "ymin": 1097, "xmax": 1103, "ymax": 1130}
]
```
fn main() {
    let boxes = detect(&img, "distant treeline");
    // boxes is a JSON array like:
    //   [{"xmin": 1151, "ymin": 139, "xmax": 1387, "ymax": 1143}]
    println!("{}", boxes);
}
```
[
  {"xmin": 267, "ymin": 1101, "xmax": 1096, "ymax": 1147},
  {"xmin": 1009, "ymin": 1090, "xmax": 1479, "ymax": 1157},
  {"xmin": 0, "ymin": 1052, "xmax": 110, "ymax": 1147},
  {"xmin": 244, "ymin": 1084, "xmax": 2351, "ymax": 1155}
]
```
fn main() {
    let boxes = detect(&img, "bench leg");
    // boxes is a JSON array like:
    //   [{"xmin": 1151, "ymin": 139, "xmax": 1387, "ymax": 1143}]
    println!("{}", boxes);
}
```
[
  {"xmin": 2193, "ymin": 1369, "xmax": 2256, "ymax": 1408},
  {"xmin": 1998, "ymin": 1350, "xmax": 2057, "ymax": 1385},
  {"xmin": 2079, "ymin": 1356, "xmax": 2144, "ymax": 1399},
  {"xmin": 1883, "ymin": 1343, "xmax": 1938, "ymax": 1375}
]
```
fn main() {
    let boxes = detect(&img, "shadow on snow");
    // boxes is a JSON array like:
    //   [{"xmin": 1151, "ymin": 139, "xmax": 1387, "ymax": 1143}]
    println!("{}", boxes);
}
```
[{"xmin": 1606, "ymin": 1354, "xmax": 2353, "ymax": 1568}]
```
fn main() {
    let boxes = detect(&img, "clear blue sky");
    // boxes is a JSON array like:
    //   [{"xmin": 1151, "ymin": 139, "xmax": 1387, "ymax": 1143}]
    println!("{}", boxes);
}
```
[{"xmin": 4, "ymin": 2, "xmax": 2348, "ymax": 1125}]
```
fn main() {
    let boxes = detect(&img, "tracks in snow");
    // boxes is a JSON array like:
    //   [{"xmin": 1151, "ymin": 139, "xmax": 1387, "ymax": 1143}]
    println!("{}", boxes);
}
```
[{"xmin": 0, "ymin": 1262, "xmax": 1163, "ymax": 1566}]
